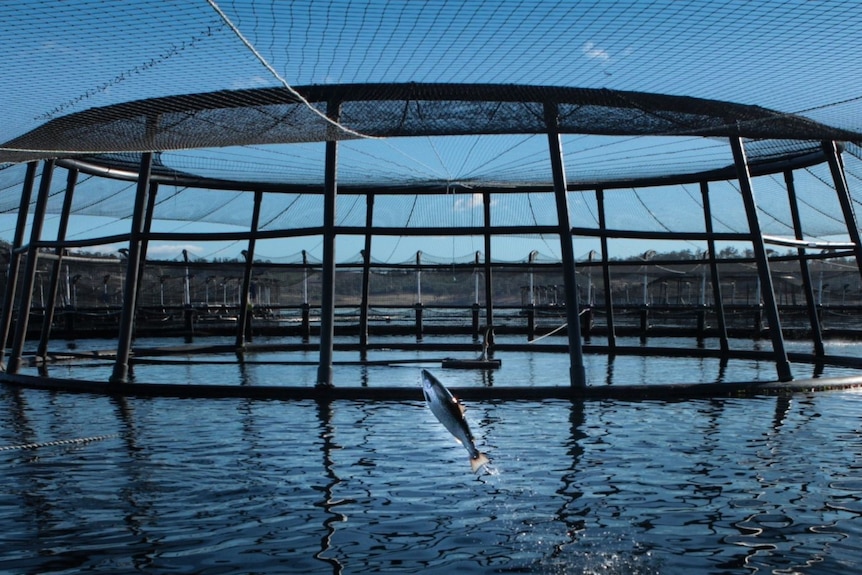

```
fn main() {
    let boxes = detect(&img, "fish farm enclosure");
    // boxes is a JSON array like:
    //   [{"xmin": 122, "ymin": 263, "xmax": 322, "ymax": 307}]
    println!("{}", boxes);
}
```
[
  {"xmin": 6, "ymin": 2, "xmax": 862, "ymax": 574},
  {"xmin": 2, "ymin": 120, "xmax": 862, "ymax": 396}
]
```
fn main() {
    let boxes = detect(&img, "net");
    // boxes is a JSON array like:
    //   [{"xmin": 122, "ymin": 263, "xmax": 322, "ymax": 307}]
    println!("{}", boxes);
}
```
[{"xmin": 0, "ymin": 0, "xmax": 861, "ymax": 264}]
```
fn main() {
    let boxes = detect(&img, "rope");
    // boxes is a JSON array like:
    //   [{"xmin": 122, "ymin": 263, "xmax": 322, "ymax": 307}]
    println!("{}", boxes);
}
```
[
  {"xmin": 205, "ymin": 0, "xmax": 377, "ymax": 141},
  {"xmin": 0, "ymin": 434, "xmax": 119, "ymax": 452},
  {"xmin": 528, "ymin": 307, "xmax": 595, "ymax": 343},
  {"xmin": 529, "ymin": 322, "xmax": 568, "ymax": 343}
]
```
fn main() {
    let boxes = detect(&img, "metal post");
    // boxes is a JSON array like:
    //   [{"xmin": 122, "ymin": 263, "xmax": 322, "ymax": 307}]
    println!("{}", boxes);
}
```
[
  {"xmin": 0, "ymin": 162, "xmax": 37, "ymax": 369},
  {"xmin": 139, "ymin": 182, "xmax": 159, "ymax": 290},
  {"xmin": 37, "ymin": 167, "xmax": 78, "ymax": 358},
  {"xmin": 236, "ymin": 190, "xmax": 262, "ymax": 349},
  {"xmin": 473, "ymin": 251, "xmax": 481, "ymax": 340},
  {"xmin": 700, "ymin": 181, "xmax": 729, "ymax": 353},
  {"xmin": 301, "ymin": 250, "xmax": 311, "ymax": 342},
  {"xmin": 414, "ymin": 250, "xmax": 423, "ymax": 341},
  {"xmin": 730, "ymin": 137, "xmax": 792, "ymax": 382},
  {"xmin": 8, "ymin": 160, "xmax": 55, "ymax": 374},
  {"xmin": 181, "ymin": 249, "xmax": 194, "ymax": 342},
  {"xmin": 822, "ymin": 140, "xmax": 862, "ymax": 277},
  {"xmin": 128, "ymin": 180, "xmax": 159, "ymax": 338},
  {"xmin": 316, "ymin": 100, "xmax": 341, "ymax": 388},
  {"xmin": 526, "ymin": 250, "xmax": 537, "ymax": 341},
  {"xmin": 784, "ymin": 169, "xmax": 824, "ymax": 357},
  {"xmin": 359, "ymin": 193, "xmax": 374, "ymax": 351},
  {"xmin": 482, "ymin": 189, "xmax": 494, "ymax": 332},
  {"xmin": 416, "ymin": 250, "xmax": 422, "ymax": 304},
  {"xmin": 544, "ymin": 102, "xmax": 586, "ymax": 388},
  {"xmin": 595, "ymin": 189, "xmax": 616, "ymax": 350},
  {"xmin": 110, "ymin": 152, "xmax": 153, "ymax": 384}
]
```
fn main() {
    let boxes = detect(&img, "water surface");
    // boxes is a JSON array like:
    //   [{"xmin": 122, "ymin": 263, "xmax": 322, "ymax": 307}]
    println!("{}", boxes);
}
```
[{"xmin": 2, "ymin": 338, "xmax": 862, "ymax": 573}]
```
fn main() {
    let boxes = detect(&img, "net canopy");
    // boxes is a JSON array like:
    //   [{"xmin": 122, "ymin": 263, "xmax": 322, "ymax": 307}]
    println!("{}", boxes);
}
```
[{"xmin": 2, "ymin": 0, "xmax": 862, "ymax": 261}]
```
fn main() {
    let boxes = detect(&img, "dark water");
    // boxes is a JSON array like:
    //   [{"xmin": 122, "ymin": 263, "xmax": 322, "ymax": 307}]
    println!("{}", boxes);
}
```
[{"xmin": 2, "ymin": 338, "xmax": 862, "ymax": 574}]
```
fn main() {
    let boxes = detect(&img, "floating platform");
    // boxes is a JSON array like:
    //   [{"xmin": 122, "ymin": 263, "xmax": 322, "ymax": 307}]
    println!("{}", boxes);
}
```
[
  {"xmin": 441, "ymin": 357, "xmax": 502, "ymax": 369},
  {"xmin": 3, "ymin": 370, "xmax": 862, "ymax": 402}
]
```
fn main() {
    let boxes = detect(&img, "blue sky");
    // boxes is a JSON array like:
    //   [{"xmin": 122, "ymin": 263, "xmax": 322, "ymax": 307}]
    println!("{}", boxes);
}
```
[{"xmin": 2, "ymin": 1, "xmax": 861, "ymax": 263}]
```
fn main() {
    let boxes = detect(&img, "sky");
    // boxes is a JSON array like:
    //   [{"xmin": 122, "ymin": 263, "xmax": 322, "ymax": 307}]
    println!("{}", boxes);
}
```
[{"xmin": 2, "ymin": 1, "xmax": 861, "ymax": 264}]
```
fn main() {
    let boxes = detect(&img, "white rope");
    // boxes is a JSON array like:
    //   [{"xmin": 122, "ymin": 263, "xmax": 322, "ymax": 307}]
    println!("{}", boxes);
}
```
[
  {"xmin": 528, "ymin": 307, "xmax": 594, "ymax": 343},
  {"xmin": 204, "ymin": 0, "xmax": 377, "ymax": 141},
  {"xmin": 528, "ymin": 322, "xmax": 568, "ymax": 343},
  {"xmin": 0, "ymin": 434, "xmax": 119, "ymax": 452}
]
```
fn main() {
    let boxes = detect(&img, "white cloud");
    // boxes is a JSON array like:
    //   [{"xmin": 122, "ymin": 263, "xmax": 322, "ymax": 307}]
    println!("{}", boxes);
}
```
[
  {"xmin": 230, "ymin": 75, "xmax": 273, "ymax": 90},
  {"xmin": 582, "ymin": 41, "xmax": 611, "ymax": 62},
  {"xmin": 453, "ymin": 193, "xmax": 484, "ymax": 211}
]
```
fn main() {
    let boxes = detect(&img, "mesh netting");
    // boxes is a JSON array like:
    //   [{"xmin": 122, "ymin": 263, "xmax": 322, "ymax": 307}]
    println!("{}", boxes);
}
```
[
  {"xmin": 2, "ymin": 84, "xmax": 858, "ymax": 166},
  {"xmin": 2, "ymin": 147, "xmax": 862, "ymax": 265},
  {"xmin": 1, "ymin": 1, "xmax": 862, "ymax": 265},
  {"xmin": 4, "ymin": 1, "xmax": 862, "ymax": 141},
  {"xmin": 3, "ymin": 1, "xmax": 862, "ymax": 166}
]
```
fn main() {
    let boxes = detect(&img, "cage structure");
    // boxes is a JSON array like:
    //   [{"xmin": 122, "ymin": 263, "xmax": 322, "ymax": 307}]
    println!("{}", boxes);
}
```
[
  {"xmin": 2, "ymin": 84, "xmax": 862, "ymax": 397},
  {"xmin": 2, "ymin": 1, "xmax": 862, "ymax": 398}
]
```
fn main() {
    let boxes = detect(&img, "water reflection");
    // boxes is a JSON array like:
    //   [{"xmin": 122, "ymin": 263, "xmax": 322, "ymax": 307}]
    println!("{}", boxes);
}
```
[
  {"xmin": 717, "ymin": 355, "xmax": 728, "ymax": 383},
  {"xmin": 110, "ymin": 395, "xmax": 157, "ymax": 572},
  {"xmin": 529, "ymin": 395, "xmax": 862, "ymax": 573},
  {"xmin": 479, "ymin": 368, "xmax": 495, "ymax": 387},
  {"xmin": 552, "ymin": 400, "xmax": 587, "ymax": 557},
  {"xmin": 314, "ymin": 399, "xmax": 345, "ymax": 574},
  {"xmin": 3, "ymin": 385, "xmax": 862, "ymax": 573}
]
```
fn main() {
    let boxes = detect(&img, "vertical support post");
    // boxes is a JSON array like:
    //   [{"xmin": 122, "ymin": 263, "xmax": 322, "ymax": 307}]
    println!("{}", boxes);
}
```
[
  {"xmin": 316, "ymin": 100, "xmax": 341, "ymax": 388},
  {"xmin": 526, "ymin": 250, "xmax": 537, "ymax": 341},
  {"xmin": 544, "ymin": 102, "xmax": 586, "ymax": 388},
  {"xmin": 595, "ymin": 188, "xmax": 616, "ymax": 350},
  {"xmin": 414, "ymin": 250, "xmax": 423, "ymax": 341},
  {"xmin": 110, "ymin": 152, "xmax": 153, "ymax": 384},
  {"xmin": 413, "ymin": 250, "xmax": 424, "ymax": 341},
  {"xmin": 359, "ymin": 193, "xmax": 374, "ymax": 352},
  {"xmin": 700, "ymin": 181, "xmax": 729, "ymax": 353},
  {"xmin": 730, "ymin": 137, "xmax": 792, "ymax": 382},
  {"xmin": 130, "ymin": 181, "xmax": 159, "ymax": 325},
  {"xmin": 0, "ymin": 162, "xmax": 37, "ymax": 369},
  {"xmin": 414, "ymin": 302, "xmax": 424, "ymax": 341},
  {"xmin": 822, "ymin": 140, "xmax": 862, "ymax": 276},
  {"xmin": 139, "ymin": 182, "xmax": 159, "ymax": 288},
  {"xmin": 181, "ymin": 249, "xmax": 195, "ymax": 342},
  {"xmin": 183, "ymin": 250, "xmax": 191, "ymax": 306},
  {"xmin": 236, "ymin": 190, "xmax": 262, "ymax": 349},
  {"xmin": 482, "ymin": 189, "xmax": 494, "ymax": 332},
  {"xmin": 416, "ymin": 250, "xmax": 422, "ymax": 305},
  {"xmin": 301, "ymin": 250, "xmax": 311, "ymax": 342},
  {"xmin": 8, "ymin": 160, "xmax": 55, "ymax": 374},
  {"xmin": 784, "ymin": 169, "xmax": 824, "ymax": 357},
  {"xmin": 37, "ymin": 167, "xmax": 78, "ymax": 358},
  {"xmin": 472, "ymin": 251, "xmax": 481, "ymax": 340}
]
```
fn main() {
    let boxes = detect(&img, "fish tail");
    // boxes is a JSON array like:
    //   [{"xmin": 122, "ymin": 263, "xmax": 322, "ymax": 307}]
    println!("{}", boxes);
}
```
[{"xmin": 470, "ymin": 452, "xmax": 490, "ymax": 473}]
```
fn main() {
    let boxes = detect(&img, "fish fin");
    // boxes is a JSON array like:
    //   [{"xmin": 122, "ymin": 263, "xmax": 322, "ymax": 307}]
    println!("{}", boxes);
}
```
[
  {"xmin": 450, "ymin": 396, "xmax": 467, "ymax": 415},
  {"xmin": 470, "ymin": 452, "xmax": 490, "ymax": 473}
]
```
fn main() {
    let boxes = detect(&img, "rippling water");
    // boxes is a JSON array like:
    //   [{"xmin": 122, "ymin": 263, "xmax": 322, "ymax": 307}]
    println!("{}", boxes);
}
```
[{"xmin": 3, "ymin": 339, "xmax": 862, "ymax": 573}]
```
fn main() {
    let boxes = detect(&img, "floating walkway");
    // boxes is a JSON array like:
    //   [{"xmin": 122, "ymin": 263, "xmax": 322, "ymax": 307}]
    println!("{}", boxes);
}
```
[
  {"xmin": 3, "ymin": 371, "xmax": 862, "ymax": 402},
  {"xmin": 4, "ymin": 341, "xmax": 862, "ymax": 402}
]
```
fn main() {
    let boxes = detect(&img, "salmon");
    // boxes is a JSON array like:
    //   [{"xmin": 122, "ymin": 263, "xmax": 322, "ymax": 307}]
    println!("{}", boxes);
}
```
[{"xmin": 421, "ymin": 369, "xmax": 490, "ymax": 473}]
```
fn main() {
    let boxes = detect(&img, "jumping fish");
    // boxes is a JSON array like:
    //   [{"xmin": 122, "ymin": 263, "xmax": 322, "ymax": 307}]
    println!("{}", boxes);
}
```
[{"xmin": 421, "ymin": 369, "xmax": 490, "ymax": 473}]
